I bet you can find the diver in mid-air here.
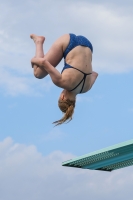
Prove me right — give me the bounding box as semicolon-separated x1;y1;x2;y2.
30;33;98;125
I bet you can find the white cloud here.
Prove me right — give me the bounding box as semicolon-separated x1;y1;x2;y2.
67;3;133;73
0;67;53;96
0;137;133;200
41;128;66;141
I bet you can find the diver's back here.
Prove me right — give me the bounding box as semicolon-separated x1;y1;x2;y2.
66;45;92;73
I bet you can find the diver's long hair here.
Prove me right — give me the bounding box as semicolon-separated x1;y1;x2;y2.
53;99;76;126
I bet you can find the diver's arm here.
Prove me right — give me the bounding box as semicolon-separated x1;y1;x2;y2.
32;64;48;79
31;58;65;87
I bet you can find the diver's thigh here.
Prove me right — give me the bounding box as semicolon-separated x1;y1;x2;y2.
45;34;70;67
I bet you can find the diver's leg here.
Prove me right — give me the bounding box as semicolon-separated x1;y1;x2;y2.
30;34;48;79
44;34;70;67
30;34;70;78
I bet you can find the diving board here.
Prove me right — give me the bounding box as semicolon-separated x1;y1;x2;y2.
62;139;133;172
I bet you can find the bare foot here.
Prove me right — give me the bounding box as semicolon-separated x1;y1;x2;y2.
30;34;45;44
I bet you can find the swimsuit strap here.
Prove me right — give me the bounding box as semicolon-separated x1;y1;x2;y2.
70;66;92;75
80;74;87;93
69;76;85;92
69;69;92;93
61;63;92;75
62;63;92;93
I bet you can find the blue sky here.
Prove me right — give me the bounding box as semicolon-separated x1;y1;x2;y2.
0;0;133;199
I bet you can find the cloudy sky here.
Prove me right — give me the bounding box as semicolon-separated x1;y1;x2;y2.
0;0;133;199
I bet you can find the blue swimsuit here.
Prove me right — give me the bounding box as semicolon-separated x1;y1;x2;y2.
61;33;93;93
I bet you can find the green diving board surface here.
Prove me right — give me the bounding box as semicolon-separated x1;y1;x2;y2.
62;139;133;172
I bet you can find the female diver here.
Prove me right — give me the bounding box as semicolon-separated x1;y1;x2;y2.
31;33;98;125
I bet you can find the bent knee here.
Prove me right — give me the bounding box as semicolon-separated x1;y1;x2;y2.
34;71;47;79
34;72;43;79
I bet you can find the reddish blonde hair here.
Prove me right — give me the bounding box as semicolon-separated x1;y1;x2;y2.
53;99;76;126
